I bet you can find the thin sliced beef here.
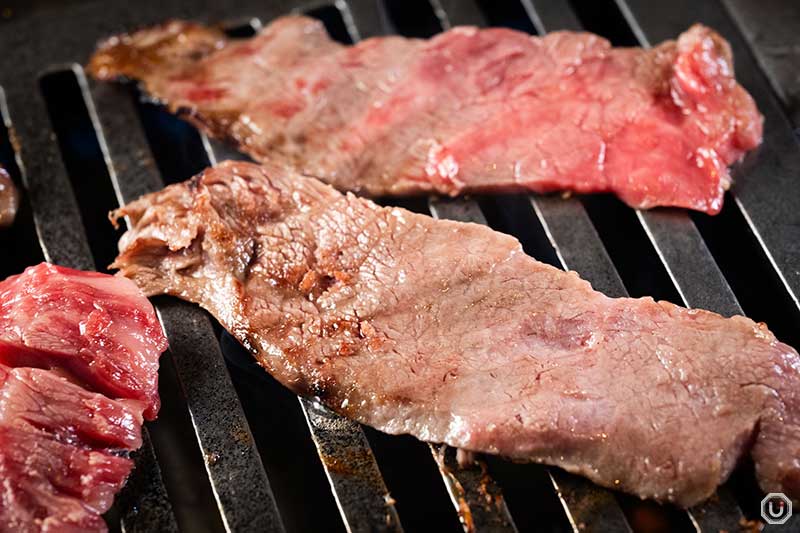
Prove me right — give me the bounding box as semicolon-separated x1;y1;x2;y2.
0;166;18;228
89;16;763;214
0;365;140;532
0;426;132;533
0;364;144;451
0;264;167;532
111;161;800;507
0;263;168;419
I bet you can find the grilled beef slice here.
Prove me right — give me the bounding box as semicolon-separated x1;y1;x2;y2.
0;166;18;228
111;161;800;507
88;16;763;214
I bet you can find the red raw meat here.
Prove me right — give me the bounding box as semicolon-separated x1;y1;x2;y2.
0;264;167;532
89;17;763;214
0;364;144;451
0;425;132;533
0;263;167;419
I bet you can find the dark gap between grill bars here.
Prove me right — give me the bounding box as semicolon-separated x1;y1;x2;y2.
220;332;347;533
484;457;573;533
475;0;537;33
39;68;226;533
362;426;463;533
306;4;354;44
478;194;562;268
0;91;44;278
39;69;121;273
567;0;639;47
381;0;443;37
580;196;683;303
691;194;800;347
134;91;212;184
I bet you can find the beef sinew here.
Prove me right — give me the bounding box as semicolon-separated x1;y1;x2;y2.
112;161;800;507
89;16;763;214
0;165;18;228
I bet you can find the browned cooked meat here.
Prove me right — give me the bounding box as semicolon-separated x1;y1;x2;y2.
111;161;800;507
88;16;763;215
0;166;18;228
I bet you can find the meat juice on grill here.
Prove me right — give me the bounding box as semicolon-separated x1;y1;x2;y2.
0;166;18;228
0;263;167;532
89;16;763;214
111;161;800;507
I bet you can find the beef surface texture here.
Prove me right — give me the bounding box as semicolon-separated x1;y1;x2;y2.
111;161;799;507
0;263;167;532
0;262;166;419
88;16;763;214
0;166;18;228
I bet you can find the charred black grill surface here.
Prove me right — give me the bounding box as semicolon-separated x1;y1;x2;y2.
0;1;798;532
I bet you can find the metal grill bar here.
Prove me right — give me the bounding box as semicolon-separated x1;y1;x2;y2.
115;429;179;533
0;75;178;533
87;79;284;533
301;399;403;532
1;77;93;269
431;445;517;533
615;0;800;315
722;0;800;128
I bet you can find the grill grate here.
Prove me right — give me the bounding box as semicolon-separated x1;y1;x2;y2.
1;0;798;531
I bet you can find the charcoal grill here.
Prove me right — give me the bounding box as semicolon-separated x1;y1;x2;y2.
1;0;799;531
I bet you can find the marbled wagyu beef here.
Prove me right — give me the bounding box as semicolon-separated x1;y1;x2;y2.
89;16;763;214
111;161;799;507
0;264;167;532
0;263;166;419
